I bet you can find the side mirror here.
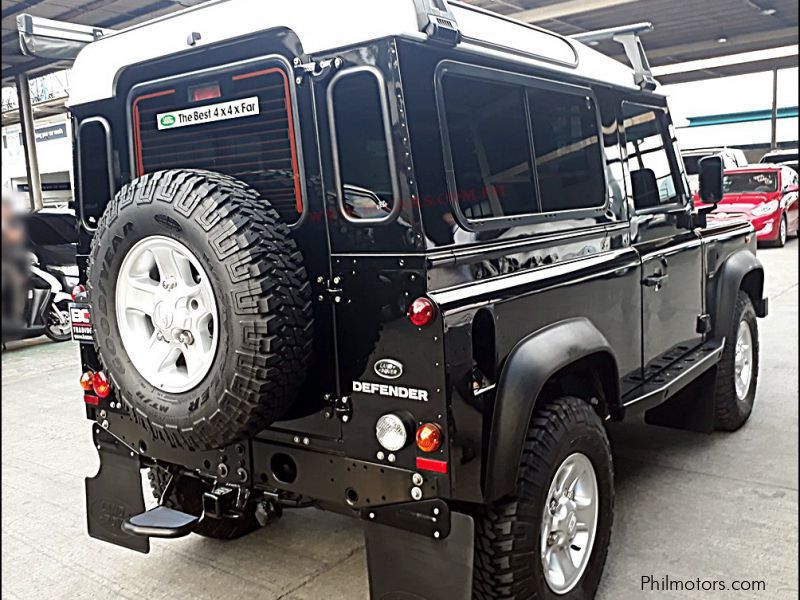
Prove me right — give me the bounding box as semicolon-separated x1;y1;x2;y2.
631;168;660;209
698;155;723;204
784;184;799;194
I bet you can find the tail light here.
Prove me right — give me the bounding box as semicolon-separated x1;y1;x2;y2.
92;372;111;398
71;284;87;301
376;413;411;452
79;371;95;391
416;423;443;453
408;297;436;327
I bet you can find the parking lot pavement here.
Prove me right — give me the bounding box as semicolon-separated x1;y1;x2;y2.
2;243;797;600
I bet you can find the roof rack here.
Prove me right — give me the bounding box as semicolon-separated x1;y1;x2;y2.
413;0;461;45
572;22;657;91
17;14;114;62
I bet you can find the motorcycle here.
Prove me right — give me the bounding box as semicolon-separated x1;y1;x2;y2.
2;209;78;344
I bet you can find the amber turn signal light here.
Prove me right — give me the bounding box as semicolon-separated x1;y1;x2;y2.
416;422;443;453
80;371;95;391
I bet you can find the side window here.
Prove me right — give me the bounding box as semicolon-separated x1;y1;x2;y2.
78;118;114;230
622;102;683;210
329;70;396;221
441;74;536;219
528;87;606;212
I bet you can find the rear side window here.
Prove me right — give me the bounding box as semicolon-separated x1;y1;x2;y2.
528;87;605;212
439;68;606;224
441;75;535;219
329;69;397;222
78;118;114;230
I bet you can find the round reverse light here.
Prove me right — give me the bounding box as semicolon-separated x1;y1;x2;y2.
416;423;443;453
408;297;435;327
376;413;410;452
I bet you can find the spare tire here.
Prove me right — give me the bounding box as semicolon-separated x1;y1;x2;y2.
89;169;312;449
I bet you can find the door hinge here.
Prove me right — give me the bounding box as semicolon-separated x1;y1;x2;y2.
323;394;352;423
313;275;344;304
292;56;342;83
696;314;712;334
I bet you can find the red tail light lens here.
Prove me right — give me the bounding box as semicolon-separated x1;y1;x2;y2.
416;423;443;453
93;372;111;398
408;297;436;327
71;284;87;301
80;371;95;391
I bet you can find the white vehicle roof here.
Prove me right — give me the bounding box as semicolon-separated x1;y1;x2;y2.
67;0;642;107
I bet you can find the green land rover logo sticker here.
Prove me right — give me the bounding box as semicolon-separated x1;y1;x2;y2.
155;97;260;131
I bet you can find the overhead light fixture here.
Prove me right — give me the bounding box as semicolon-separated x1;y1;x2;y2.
760;8;776;15
717;36;728;43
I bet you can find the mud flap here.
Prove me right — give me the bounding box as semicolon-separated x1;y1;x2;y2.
85;427;150;553
365;512;474;600
645;366;717;433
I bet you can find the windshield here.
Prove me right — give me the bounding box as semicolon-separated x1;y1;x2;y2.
723;172;778;194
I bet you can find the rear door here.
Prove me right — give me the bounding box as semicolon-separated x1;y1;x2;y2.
622;102;705;377
128;54;342;441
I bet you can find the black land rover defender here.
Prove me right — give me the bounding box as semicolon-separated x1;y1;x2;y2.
68;2;767;598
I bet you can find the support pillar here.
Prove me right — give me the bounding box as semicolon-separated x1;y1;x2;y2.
770;67;778;151
15;73;43;212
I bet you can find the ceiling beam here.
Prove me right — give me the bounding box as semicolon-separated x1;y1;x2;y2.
510;0;640;23
652;45;798;76
642;26;800;62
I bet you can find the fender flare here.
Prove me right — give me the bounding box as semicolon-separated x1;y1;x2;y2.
712;250;766;339
483;317;619;502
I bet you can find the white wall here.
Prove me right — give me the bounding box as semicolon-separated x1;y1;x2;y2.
663;67;799;151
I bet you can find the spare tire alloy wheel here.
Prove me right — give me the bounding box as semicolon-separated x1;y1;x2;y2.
116;236;218;393
89;169;312;450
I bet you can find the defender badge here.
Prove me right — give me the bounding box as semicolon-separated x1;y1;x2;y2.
374;358;403;380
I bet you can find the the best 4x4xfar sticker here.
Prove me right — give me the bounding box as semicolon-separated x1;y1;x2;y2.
156;96;260;130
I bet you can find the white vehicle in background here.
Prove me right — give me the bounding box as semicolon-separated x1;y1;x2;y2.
683;147;748;194
760;148;799;174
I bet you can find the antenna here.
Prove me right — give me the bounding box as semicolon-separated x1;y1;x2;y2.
572;22;657;91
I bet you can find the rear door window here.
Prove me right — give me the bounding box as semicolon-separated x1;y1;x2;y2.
329;69;397;222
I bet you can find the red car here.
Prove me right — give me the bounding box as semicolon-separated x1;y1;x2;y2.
707;165;799;247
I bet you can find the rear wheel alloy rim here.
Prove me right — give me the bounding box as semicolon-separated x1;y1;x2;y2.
116;236;218;393
541;452;599;595
734;320;753;401
48;304;70;336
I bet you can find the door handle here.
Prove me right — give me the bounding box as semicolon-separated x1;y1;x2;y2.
643;272;669;287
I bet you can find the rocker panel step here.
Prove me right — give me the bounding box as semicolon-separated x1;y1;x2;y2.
622;338;725;416
122;506;200;539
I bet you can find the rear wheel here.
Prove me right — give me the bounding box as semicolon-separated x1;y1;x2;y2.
776;214;788;247
713;291;759;431
44;300;71;342
473;396;614;599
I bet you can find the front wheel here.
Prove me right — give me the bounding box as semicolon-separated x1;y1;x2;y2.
44;300;71;342
713;291;759;431
776;214;788;248
473;396;614;599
